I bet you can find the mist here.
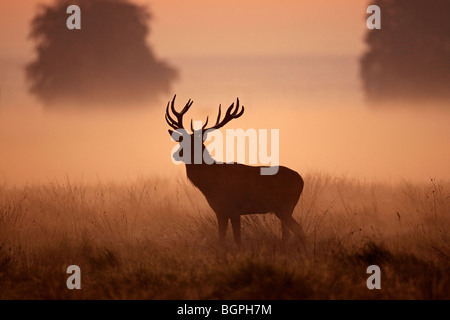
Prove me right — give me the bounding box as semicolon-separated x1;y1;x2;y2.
0;1;449;185
1;54;450;186
1;1;450;301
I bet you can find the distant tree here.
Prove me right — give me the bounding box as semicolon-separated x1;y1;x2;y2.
26;0;178;107
361;0;450;103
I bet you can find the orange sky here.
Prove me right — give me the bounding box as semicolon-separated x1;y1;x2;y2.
1;100;450;185
1;0;449;186
0;0;367;58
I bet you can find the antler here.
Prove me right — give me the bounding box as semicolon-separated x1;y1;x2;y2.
165;95;193;131
204;98;245;131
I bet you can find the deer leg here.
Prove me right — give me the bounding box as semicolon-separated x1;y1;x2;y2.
230;215;241;246
216;214;228;244
277;208;306;244
285;216;306;243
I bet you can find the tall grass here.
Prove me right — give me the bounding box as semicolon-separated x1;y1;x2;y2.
0;174;449;299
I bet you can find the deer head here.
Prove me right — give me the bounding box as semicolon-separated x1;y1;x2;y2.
165;95;244;164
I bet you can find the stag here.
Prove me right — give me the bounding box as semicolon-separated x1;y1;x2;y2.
165;95;305;245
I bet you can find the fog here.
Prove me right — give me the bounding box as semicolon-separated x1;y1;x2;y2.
1;54;449;185
0;0;449;185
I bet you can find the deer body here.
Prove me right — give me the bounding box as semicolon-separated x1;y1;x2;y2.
166;96;305;245
186;162;303;215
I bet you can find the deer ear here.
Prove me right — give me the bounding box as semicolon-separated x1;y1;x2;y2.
168;129;174;136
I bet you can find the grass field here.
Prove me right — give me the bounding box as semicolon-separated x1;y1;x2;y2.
0;174;449;299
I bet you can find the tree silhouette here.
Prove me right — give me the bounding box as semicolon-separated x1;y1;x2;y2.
361;0;450;103
26;0;178;107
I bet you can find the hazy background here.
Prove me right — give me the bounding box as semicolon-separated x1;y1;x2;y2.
1;0;449;185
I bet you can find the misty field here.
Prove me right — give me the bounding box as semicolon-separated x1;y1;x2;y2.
0;174;449;299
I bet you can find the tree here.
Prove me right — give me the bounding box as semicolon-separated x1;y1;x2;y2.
361;0;450;103
26;0;178;107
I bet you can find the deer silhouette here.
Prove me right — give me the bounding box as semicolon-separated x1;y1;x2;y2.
166;95;305;245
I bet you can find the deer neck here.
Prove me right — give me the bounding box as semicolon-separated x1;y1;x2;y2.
185;147;216;187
